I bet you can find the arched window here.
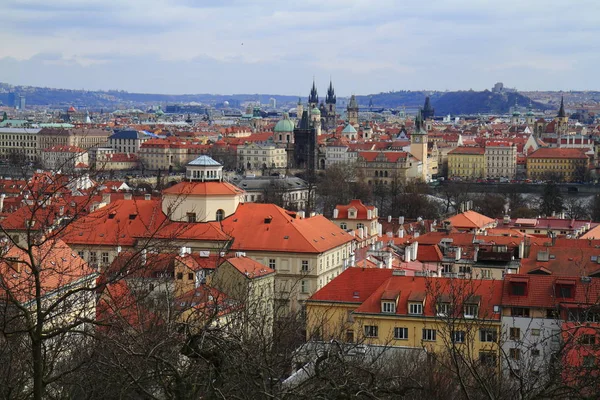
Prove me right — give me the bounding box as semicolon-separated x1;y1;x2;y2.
384;171;388;177
375;171;379;177
216;209;225;221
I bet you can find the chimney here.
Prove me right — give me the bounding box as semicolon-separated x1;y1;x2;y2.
399;216;405;225
367;209;372;220
411;241;419;261
333;208;339;219
179;247;186;257
124;193;132;200
388;215;392;223
518;241;525;259
404;246;412;262
358;227;364;239
399;229;404;238
102;193;111;204
0;194;5;212
144;193;151;200
455;247;462;261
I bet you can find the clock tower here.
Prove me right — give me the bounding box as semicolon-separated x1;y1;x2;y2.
410;110;429;181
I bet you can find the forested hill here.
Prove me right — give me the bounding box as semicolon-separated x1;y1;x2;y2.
1;81;551;115
358;90;551;115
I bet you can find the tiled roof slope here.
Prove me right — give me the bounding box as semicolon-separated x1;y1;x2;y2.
334;199;375;220
444;210;496;230
163;181;244;196
221;203;354;253
502;274;600;308
309;268;393;303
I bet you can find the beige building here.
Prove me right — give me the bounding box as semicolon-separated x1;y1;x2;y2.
38;127;111;151
162;155;245;222
448;146;486;179
485;141;517;179
237;142;287;170
0;127;40;162
220;203;355;314
41;145;88;171
138;138;188;171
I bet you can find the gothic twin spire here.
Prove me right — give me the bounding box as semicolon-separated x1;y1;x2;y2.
308;79;336;105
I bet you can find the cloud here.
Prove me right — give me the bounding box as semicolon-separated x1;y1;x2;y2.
1;0;600;93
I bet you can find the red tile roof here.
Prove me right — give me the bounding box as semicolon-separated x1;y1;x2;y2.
448;146;485;155
309;267;393;303
334;199;376;220
163;181;244;196
226;256;274;279
443;210;496;230
221;203;354;253
528;148;588;159
501;274;600;309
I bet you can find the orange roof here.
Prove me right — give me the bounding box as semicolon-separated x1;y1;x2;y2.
358;151;408;163
334;199;376;220
221;203;354;253
0;239;95;303
226;256;274;279
527;148;588;159
444;210;496;230
163;181;244;196
448;146;485;155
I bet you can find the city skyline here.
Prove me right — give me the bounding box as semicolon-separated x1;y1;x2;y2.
2;0;599;95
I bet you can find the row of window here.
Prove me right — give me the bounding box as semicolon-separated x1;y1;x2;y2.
363;326;497;342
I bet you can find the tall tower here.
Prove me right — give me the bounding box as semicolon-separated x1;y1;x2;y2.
555;96;569;136
510;100;520;126
308;80;319;110
410;110;429;182
422;96;435;120
347;95;359;127
296;97;303;121
325;80;337;131
525;102;535;128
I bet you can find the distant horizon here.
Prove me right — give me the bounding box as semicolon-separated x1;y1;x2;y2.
1;80;592;99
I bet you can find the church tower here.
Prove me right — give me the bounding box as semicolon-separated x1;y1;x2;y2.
410;110;429;182
296;97;303;121
308;80;319;110
555;96;569;136
422;96;435;120
347;95;359;127
525;102;535;128
325;80;337;131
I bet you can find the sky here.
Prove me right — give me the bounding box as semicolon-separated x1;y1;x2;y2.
1;0;599;95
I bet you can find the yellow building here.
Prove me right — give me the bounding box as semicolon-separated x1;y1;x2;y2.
237;142;287;170
307;269;503;364
448;146;486;179
526;148;588;182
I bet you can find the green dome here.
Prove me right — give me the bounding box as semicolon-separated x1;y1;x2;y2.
311;107;321;115
342;123;357;134
274;113;294;132
512;110;521;117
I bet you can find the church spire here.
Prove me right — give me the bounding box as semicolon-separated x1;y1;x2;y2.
309;79;319;105
557;96;566;118
326;79;336;104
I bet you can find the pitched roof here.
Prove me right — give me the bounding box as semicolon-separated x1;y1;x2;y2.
221;203;354;253
501;274;600;308
527;148;588;159
309;267;393;303
448;146;485;155
226;256;274;279
162;181;244;196
334;199;376;220
443;210;496;230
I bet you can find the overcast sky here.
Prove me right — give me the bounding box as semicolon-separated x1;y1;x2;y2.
1;0;599;95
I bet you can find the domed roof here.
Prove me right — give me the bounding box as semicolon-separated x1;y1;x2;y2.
512;110;521;117
311;107;321;115
274;113;294;132
342;123;357;134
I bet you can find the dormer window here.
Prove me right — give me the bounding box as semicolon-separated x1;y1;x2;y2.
348;208;356;219
555;279;575;299
381;290;399;314
437;302;451;317
510;278;528;296
409;303;423;315
464;304;479;319
382;301;396;314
